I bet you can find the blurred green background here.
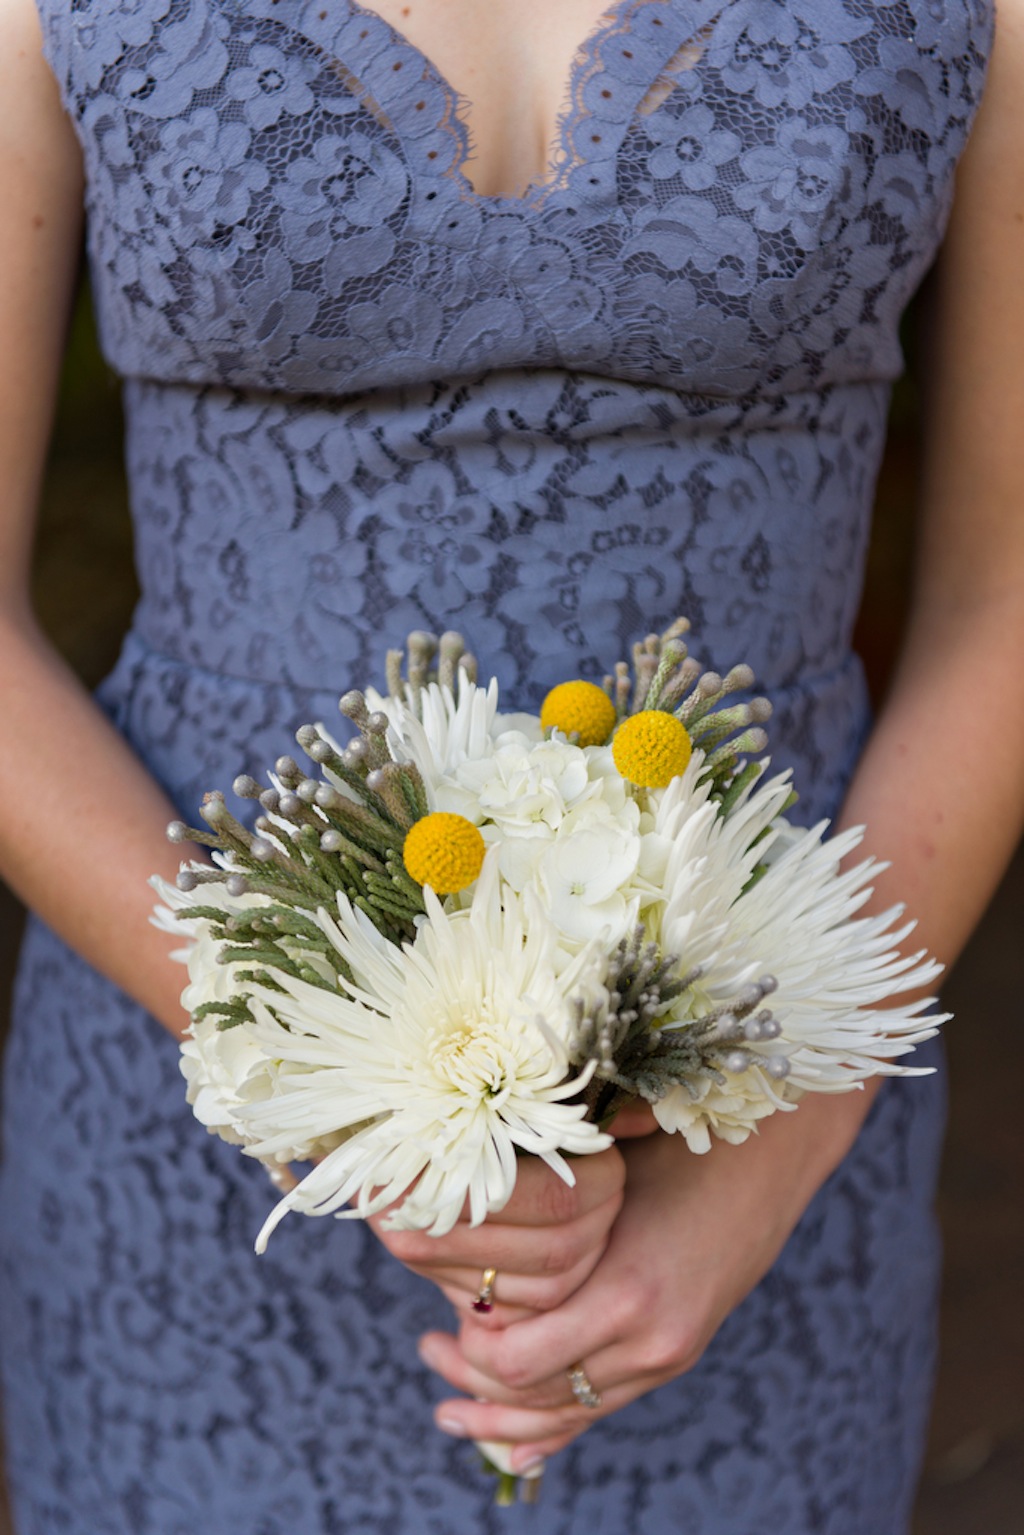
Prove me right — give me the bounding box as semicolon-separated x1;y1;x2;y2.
0;281;1020;1534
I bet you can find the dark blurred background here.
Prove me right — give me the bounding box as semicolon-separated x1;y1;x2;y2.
0;284;1020;1533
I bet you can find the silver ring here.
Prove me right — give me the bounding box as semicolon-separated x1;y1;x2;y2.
471;1266;497;1314
567;1362;602;1409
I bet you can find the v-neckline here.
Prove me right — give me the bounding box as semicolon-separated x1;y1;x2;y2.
340;0;719;210
346;0;645;203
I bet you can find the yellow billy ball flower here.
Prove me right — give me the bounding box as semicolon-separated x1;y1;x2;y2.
612;710;693;788
403;812;486;894
539;680;617;747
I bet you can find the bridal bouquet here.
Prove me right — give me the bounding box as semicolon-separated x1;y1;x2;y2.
153;621;943;1261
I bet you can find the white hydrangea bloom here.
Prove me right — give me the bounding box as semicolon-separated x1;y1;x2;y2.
363;676;647;949
534;801;641;946
652;1074;778;1155
451;731;595;830
178;1013;277;1149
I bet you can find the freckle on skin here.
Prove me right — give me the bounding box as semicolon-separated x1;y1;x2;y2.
32;215;45;230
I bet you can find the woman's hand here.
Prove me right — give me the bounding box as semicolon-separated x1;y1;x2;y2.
368;1103;657;1321
370;1145;627;1324
413;1087;874;1470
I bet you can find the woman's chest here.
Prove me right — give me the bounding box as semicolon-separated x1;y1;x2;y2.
355;0;621;199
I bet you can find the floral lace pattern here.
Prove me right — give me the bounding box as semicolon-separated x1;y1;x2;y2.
2;0;991;1530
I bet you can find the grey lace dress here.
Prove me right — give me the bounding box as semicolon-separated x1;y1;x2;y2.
0;0;992;1530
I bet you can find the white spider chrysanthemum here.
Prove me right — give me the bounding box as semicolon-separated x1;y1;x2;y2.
358;678;542;804
150;870;268;1016
637;760;946;1150
151;873;325;1157
241;852;613;1251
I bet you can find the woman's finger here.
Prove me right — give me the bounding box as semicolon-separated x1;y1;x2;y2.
423;1243;610;1328
425;1242;614;1323
470;1145;626;1227
373;1188;622;1285
428;1315;674;1414
608;1101;660;1137
418;1330;573;1409
454;1264;640;1390
424;1330;671;1462
430;1381;643;1452
434;1288;539;1327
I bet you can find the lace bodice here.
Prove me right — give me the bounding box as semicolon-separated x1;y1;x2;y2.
42;0;987;396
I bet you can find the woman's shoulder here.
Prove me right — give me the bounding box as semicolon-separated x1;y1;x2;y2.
955;0;1024;184
0;0;82;204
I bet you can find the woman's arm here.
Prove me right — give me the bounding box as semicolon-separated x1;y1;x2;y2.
388;0;1024;1465
0;0;195;1038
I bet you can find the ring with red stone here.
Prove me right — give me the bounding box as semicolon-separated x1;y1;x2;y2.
471;1267;498;1314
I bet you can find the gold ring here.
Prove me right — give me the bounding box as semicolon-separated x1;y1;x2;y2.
567;1362;602;1409
471;1266;498;1314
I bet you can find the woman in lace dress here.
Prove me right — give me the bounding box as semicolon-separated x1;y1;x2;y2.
1;0;1023;1531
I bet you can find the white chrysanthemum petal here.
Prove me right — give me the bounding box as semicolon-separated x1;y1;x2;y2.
356;677;535;804
239;851;612;1247
638;756;944;1148
653;1075;781;1151
151;873;316;1156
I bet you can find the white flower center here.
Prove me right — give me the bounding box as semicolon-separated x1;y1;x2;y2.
428;1016;518;1102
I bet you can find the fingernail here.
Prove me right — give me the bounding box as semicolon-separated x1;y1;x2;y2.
516;1453;546;1475
417;1338;437;1367
437;1416;468;1437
